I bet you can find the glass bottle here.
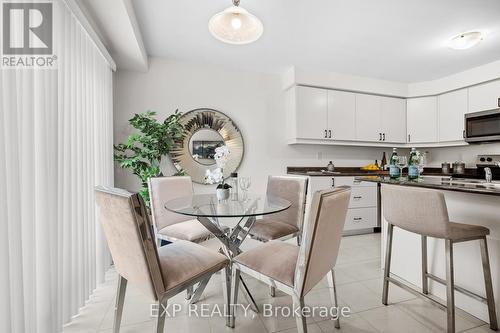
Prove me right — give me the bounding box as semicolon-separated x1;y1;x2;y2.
381;152;387;170
408;148;419;180
389;148;400;179
229;172;239;200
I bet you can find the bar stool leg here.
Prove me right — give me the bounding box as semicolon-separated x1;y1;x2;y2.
421;236;429;294
479;236;498;331
382;223;394;305
445;239;455;333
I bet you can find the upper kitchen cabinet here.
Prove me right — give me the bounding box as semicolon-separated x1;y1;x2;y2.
380;97;406;143
328;90;356;141
438;89;468;142
356;94;406;143
407;97;438;143
468;80;500;113
294;86;328;139
355;94;382;142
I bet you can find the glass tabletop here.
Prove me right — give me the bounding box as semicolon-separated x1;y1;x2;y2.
164;193;291;218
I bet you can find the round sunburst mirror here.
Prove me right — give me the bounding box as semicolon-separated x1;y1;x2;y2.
169;109;244;184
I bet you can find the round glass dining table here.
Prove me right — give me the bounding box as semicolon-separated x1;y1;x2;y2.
164;193;291;312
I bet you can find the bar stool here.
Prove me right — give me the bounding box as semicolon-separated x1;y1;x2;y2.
381;185;498;333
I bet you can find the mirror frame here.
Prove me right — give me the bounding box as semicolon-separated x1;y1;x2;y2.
169;108;244;184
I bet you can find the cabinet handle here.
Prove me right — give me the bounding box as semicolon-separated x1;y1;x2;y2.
324;130;328;138
383;133;386;141
353;196;362;199
353;217;363;222
331;178;335;187
408;134;411;142
379;133;382;141
353;180;361;184
498;98;500;108
328;130;332;139
463;130;466;139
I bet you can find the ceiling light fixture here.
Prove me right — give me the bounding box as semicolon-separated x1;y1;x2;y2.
208;0;263;45
448;31;483;50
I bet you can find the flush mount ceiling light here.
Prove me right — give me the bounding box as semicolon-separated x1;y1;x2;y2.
448;31;483;50
208;0;263;45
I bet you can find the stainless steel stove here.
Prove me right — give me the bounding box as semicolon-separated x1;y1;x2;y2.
476;154;500;181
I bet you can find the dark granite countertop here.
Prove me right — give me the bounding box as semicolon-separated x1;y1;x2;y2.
356;175;500;197
287;166;479;178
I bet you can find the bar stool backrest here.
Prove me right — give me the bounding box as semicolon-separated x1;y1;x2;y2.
381;185;450;238
149;176;194;231
266;175;308;230
95;186;165;300
295;186;351;296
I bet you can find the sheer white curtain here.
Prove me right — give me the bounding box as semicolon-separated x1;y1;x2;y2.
0;1;114;332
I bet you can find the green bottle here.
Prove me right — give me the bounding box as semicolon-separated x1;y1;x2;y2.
408;148;419;180
389;148;399;179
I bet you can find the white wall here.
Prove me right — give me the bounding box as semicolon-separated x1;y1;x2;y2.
114;57;393;194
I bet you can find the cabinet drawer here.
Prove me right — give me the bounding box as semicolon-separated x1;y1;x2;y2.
349;187;377;208
334;176;376;188
344;207;377;231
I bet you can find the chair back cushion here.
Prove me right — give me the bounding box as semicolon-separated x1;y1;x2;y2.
266;176;308;229
295;186;351;296
149;176;194;231
95;187;165;300
381;185;449;238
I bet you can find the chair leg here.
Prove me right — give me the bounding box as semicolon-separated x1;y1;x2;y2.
292;294;307;333
186;286;193;300
190;277;211;304
270;286;276;297
479;237;498;331
422;235;429;294
221;266;232;327
230;268;241;328
113;275;127;333
327;269;340;329
382;223;394;305
445;239;455;333
155;297;168;333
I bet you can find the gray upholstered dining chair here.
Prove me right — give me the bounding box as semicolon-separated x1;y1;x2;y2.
381;185;498;333
249;175;308;244
95;187;230;333
149;176;213;244
231;186;351;332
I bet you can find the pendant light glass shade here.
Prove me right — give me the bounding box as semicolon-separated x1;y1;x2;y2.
208;2;263;45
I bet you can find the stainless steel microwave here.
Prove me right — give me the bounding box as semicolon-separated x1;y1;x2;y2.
465;108;500;143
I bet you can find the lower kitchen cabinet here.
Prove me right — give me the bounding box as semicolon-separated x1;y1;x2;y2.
306;176;378;234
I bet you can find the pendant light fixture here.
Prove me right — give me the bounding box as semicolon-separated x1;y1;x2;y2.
208;0;264;45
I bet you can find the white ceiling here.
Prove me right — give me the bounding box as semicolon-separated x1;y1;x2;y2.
131;0;500;82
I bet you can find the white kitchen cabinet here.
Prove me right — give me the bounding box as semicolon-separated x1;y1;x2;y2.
328;90;356;141
439;89;468;142
407;97;438;143
356;94;382;142
295;86;328;139
468;80;500;113
356;94;406;143
381;97;407;143
306;176;378;234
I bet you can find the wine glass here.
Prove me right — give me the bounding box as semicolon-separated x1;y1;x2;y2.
417;154;425;179
239;177;251;200
397;156;408;179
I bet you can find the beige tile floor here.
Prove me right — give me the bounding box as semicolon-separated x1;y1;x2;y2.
62;233;489;333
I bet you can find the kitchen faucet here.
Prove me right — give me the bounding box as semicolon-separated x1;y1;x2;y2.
484;161;500;183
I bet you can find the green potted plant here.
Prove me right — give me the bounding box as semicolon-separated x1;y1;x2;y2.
114;110;184;205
